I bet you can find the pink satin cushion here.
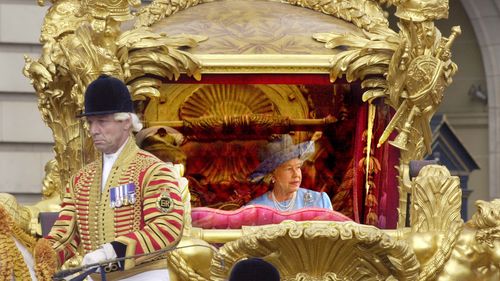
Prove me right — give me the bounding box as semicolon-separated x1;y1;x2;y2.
191;205;352;229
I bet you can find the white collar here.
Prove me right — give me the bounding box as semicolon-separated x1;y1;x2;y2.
102;139;128;191
103;139;128;161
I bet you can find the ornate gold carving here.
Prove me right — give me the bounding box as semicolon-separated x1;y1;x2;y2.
149;116;337;141
314;0;461;226
314;8;460;156
394;0;449;22
139;0;389;33
407;165;500;280
408;165;463;280
180;84;275;118
117;28;205;101
135;0;208;28
375;0;449;22
283;0;388;32
211;221;419;280
150;84;309;122
450;199;500;280
24;0;204;193
380;25;461;155
25;0;94;190
167;238;214;281
80;0;139;23
0;194;33;234
195;54;332;73
148;0;368;56
181;114;286;134
313;26;398;92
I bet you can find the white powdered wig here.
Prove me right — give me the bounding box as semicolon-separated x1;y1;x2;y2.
114;112;143;132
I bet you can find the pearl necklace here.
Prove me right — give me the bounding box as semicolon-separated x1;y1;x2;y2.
271;191;297;212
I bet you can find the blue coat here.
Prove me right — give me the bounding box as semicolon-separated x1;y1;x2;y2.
247;188;332;211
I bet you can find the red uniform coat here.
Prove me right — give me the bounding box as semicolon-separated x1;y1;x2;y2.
46;138;184;274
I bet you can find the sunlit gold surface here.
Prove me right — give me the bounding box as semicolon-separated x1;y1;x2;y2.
211;220;419;280
447;199;500;280
408;165;463;280
194;54;333;73
1;0;495;280
407;166;500;280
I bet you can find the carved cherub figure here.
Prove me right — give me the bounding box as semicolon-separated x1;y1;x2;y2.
436;199;500;281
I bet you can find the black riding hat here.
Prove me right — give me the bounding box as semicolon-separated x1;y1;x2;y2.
228;258;280;281
78;74;134;117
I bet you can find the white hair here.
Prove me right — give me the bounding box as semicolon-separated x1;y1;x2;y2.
114;112;143;132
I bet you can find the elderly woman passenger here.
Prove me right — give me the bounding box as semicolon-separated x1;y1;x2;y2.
247;134;332;211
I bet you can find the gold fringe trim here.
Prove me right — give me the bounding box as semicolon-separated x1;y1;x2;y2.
0;205;33;280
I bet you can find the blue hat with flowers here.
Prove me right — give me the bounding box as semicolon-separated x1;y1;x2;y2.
248;134;316;183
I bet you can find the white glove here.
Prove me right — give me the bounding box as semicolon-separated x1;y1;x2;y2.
82;243;117;267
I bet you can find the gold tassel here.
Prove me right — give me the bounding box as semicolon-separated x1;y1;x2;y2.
365;192;378;207
366;209;379;225
365;186;379;226
34;238;58;281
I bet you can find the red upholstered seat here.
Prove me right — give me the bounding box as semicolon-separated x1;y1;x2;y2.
191;205;352;229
